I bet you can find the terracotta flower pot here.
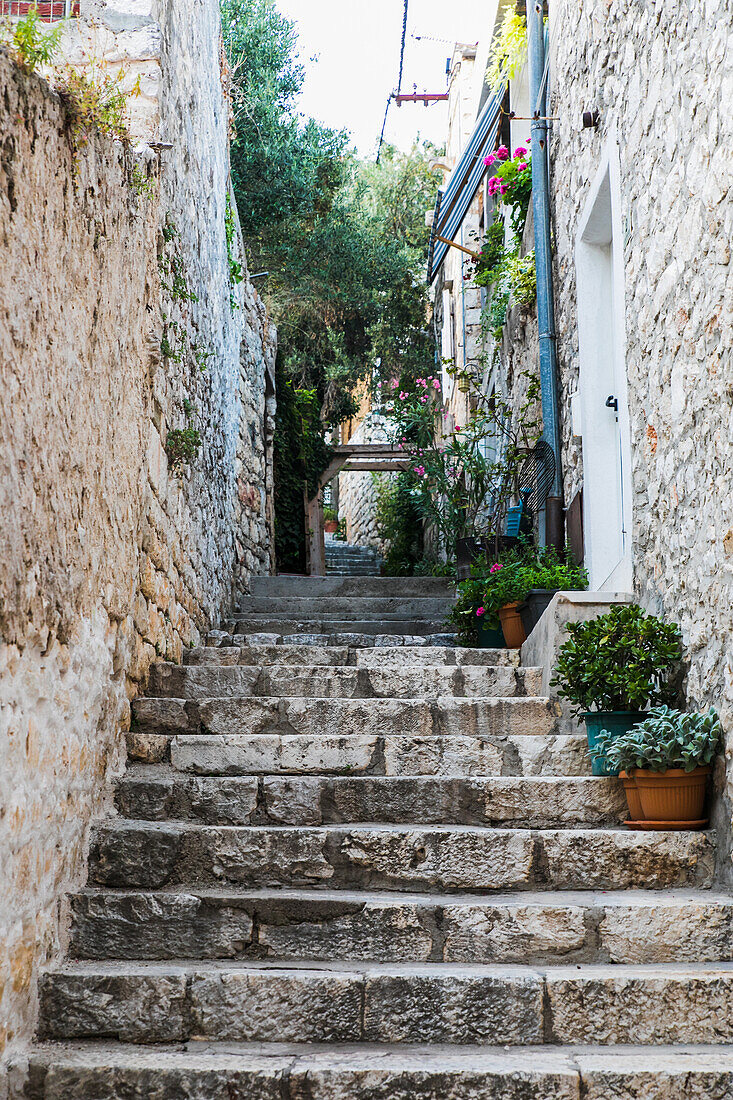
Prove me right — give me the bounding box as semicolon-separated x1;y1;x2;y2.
498;602;527;648
324;520;338;534
633;766;711;822
619;770;644;821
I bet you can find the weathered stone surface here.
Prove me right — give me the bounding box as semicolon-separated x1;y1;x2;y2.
171;733;380;776
598;895;733;963
577;1052;733;1100
538;829;716;890
356;647;517;667
115;772;259;823
547;966;733;1044
131;697;195;734
189;967;362;1042
260;776;625;827
39;968;186;1042
442;902;589;963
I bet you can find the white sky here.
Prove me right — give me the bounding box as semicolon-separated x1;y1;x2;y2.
277;0;490;156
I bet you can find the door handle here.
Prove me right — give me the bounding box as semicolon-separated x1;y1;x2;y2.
605;395;618;412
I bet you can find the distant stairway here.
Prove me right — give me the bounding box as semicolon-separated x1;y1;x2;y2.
325;537;382;576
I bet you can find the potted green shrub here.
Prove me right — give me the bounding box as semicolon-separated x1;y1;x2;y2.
444;571;506;648
551;605;683;776
591;707;722;826
518;550;588;636
323;507;339;535
479;550;588;649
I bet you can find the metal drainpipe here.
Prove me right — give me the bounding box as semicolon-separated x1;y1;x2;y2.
528;2;564;548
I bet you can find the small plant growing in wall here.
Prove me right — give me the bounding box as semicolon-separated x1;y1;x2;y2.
166;401;202;473
161;321;184;363
130;162;156;201
57;65;139;148
225;193;244;312
0;3;64;73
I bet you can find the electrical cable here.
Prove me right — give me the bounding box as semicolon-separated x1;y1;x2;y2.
376;0;409;163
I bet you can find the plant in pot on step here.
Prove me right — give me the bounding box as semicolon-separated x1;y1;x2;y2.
550;605;683;776
323;506;339;535
590;706;722;828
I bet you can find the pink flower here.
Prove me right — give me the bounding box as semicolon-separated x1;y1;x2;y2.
401;436;406;442
399;391;408;400
499;184;508;195
420;396;427;404
413;465;425;477
496;145;509;161
483;154;496;166
487;177;499;196
390;379;398;389
433;379;441;390
455;425;462;432
489;562;503;573
476;606;485;616
517;162;528;173
376;380;382;388
514;146;527;157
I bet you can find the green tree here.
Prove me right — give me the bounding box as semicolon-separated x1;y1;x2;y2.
222;0;440;569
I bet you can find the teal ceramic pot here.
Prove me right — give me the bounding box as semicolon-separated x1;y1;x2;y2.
477;618;506;649
583;711;646;776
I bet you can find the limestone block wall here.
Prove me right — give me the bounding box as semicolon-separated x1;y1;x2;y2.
0;2;274;1064
338;414;391;550
492;1;733;863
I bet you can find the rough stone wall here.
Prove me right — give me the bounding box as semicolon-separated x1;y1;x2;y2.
338;414;391;550
494;1;733;863
0;5;274;1064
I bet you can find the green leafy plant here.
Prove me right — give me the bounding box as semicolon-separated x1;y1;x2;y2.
130;163;155;200
160;328;183;363
57;65;135;146
590;707;723;773
507;250;536;306
551;605;684;717
158;252;198;303
323;506;338;523
486;147;533;237
165;424;201;471
485;10;527;92
225;193;245;311
1;3;64;73
162;214;179;243
373;471;425;576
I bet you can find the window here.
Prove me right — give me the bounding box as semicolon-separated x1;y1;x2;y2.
1;2;79;17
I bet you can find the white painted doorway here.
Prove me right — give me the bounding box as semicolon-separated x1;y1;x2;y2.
575;138;633;592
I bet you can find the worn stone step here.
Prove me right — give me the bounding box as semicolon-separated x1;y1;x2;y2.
206;632;458;649
249;576;455;597
15;1042;733;1100
88;821;715;892
223;618;450;636
127;731;592;776
38;960;733;1046
114;772;624;827
147;663;542;700
68;887;733;965
184;644;511;667
236;597;456;619
131;695;561;739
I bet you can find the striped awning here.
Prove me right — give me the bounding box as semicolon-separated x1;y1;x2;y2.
427;83;505;285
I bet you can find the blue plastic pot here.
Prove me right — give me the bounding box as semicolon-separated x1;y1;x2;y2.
583;711;646;776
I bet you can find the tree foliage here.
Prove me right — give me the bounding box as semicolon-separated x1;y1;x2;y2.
222;0;439;569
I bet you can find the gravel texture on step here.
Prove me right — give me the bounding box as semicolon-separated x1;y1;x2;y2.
13;1043;733;1100
68;887;733;965
114;772;626;827
88;821;716;892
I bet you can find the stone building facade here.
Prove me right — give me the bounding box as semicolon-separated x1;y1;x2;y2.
0;0;275;1067
432;0;733;865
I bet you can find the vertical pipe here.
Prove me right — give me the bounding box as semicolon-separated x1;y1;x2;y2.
528;2;564;533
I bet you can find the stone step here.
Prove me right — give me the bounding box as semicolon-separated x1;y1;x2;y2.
114;772;625;827
207;631;459;648
235;597;456;619
131;695;560;739
185;644;510;667
68;886;733;965
147;663;542;700
249;575;455;597
127;730;591;776
223;618;450;636
88;821;715;892
15;1042;733;1100
38;960;733;1046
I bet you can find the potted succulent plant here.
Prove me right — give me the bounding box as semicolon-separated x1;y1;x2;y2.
323;507;339;534
551;605;683;776
591;707;722;827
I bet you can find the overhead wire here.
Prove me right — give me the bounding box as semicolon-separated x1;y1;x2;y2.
376;0;409;163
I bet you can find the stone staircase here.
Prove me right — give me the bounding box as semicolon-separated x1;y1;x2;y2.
325;537;382;576
12;576;733;1097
